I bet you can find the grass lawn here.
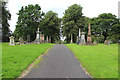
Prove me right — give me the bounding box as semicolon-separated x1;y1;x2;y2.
66;44;118;78
2;43;53;78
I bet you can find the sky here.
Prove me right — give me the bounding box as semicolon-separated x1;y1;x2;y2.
7;0;119;32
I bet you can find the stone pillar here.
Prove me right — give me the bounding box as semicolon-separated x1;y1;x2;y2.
87;23;92;44
9;36;15;45
46;36;49;43
70;34;73;43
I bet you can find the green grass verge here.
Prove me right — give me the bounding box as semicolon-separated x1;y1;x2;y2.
66;44;118;78
2;43;53;78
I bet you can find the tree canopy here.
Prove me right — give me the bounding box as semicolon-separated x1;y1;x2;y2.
2;1;11;42
14;4;44;41
84;13;120;43
39;11;61;42
62;4;86;43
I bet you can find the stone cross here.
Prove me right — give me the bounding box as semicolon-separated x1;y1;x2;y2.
19;37;24;45
9;36;15;45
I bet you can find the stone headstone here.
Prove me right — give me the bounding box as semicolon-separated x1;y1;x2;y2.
19;37;24;45
49;36;51;43
9;36;15;45
80;32;86;44
46;36;49;43
77;28;81;44
34;28;41;44
104;40;111;45
27;35;31;44
70;34;73;43
42;34;44;43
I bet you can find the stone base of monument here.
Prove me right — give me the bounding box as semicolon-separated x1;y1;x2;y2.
9;43;15;45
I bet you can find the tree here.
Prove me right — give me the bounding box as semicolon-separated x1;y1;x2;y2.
14;4;44;41
84;13;120;43
39;11;61;43
62;4;85;43
2;1;11;42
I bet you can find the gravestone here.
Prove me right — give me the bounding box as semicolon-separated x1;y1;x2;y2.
77;28;81;44
27;35;31;44
87;23;92;45
49;36;51;43
42;34;44;43
104;40;111;45
34;28;41;44
9;36;15;45
46;36;49;43
19;37;24;45
80;32;86;44
70;34;73;43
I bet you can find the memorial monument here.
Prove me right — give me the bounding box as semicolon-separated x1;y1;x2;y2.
9;36;15;45
87;23;92;45
34;28;41;44
19;37;24;45
80;32;86;44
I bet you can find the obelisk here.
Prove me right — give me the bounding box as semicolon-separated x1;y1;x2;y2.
87;23;92;44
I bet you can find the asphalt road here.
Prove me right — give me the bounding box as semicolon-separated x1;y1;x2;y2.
24;44;91;78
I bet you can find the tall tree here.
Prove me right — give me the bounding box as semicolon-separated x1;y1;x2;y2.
39;11;61;43
2;1;11;42
14;4;44;41
62;4;85;43
84;13;120;43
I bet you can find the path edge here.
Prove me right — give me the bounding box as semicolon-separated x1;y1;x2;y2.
65;44;93;79
18;44;54;78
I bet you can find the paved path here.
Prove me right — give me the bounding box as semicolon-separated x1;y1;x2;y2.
24;44;91;78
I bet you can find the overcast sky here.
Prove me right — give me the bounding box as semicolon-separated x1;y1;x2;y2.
7;0;119;32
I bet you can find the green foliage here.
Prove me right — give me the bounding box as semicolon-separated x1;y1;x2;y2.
62;4;86;43
2;43;53;78
2;1;11;42
39;11;61;42
66;44;118;78
84;13;119;43
14;4;44;41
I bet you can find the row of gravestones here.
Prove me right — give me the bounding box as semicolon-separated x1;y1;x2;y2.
76;23;112;45
9;28;51;45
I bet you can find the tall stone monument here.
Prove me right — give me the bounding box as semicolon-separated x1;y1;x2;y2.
19;37;24;45
77;28;81;44
9;36;15;45
87;23;92;45
70;34;73;43
81;32;86;44
34;28;41;44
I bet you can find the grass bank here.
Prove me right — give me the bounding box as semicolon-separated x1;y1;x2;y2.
2;43;53;78
66;44;118;78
